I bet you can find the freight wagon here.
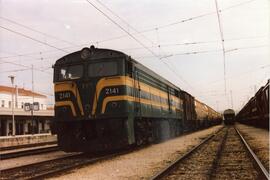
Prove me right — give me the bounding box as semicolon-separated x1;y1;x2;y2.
236;80;269;129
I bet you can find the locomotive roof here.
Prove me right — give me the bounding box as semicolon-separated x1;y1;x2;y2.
55;46;180;91
55;46;127;65
223;109;235;115
129;57;180;91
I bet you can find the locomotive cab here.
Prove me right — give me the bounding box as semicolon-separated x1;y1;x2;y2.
53;46;127;121
53;46;134;152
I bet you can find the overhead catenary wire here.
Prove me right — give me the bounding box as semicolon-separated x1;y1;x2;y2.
135;44;269;59
85;0;194;91
0;48;62;64
110;0;257;36
0;35;267;60
85;0;158;58
0;16;77;46
0;59;52;75
4;43;266;75
94;0;155;45
0;0;262;61
0;54;59;74
1;43;267;70
0;54;62;65
94;0;172;59
91;0;261;48
1;0;258;58
0;25;69;53
220;0;257;12
139;12;216;35
1;66;53;74
193;63;270;89
1;42;267;77
0;42;269;72
0;68;30;74
1;0;263;96
1;0;258;93
119;35;269;51
94;0;172;61
0;49;44;62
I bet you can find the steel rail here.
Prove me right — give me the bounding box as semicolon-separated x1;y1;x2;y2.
0;141;57;151
28;152;124;180
0;145;59;160
1;153;84;180
1;147;138;180
150;126;225;180
0;153;82;173
235;127;269;180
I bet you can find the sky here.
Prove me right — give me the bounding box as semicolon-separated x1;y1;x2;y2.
0;0;269;112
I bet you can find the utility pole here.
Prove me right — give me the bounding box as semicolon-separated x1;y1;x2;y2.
214;0;227;96
31;65;35;134
8;75;15;136
230;90;233;109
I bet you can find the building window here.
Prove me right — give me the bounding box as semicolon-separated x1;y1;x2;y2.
42;122;45;131
28;123;31;134
1;100;5;107
8;101;11;108
41;104;43;110
21;102;24;109
8;123;12;135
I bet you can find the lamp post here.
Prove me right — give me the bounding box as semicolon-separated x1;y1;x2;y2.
8;75;15;136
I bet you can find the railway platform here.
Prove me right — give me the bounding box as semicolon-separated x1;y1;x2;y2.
0;133;56;149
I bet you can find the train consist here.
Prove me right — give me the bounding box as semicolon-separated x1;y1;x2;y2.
52;46;221;152
223;109;235;125
236;80;269;129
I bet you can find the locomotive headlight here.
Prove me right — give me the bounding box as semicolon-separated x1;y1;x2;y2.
111;102;118;108
80;48;91;60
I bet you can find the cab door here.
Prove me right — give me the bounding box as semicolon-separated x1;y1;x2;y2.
133;67;142;117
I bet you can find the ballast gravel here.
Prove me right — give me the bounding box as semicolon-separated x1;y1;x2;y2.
0;151;77;170
236;123;269;171
50;125;223;180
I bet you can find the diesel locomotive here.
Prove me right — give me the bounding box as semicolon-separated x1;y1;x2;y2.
236;80;269;129
53;46;221;152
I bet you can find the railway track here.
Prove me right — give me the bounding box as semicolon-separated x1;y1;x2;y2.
0;148;135;180
0;145;59;160
151;126;269;180
0;141;57;151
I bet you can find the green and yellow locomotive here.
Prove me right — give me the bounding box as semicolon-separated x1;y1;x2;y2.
53;46;221;152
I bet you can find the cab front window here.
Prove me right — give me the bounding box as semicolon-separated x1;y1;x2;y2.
57;65;83;81
88;61;118;77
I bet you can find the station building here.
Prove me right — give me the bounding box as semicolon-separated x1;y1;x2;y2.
0;85;54;136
